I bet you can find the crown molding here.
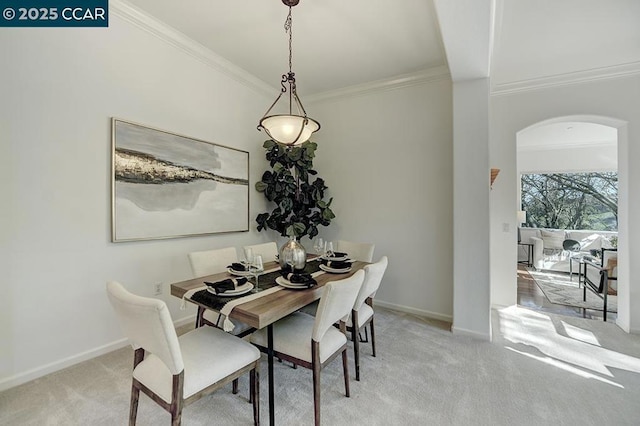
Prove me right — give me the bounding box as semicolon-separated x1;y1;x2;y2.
111;0;274;97
491;61;640;96
306;65;451;104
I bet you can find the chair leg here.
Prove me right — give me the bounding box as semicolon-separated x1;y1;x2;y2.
312;341;321;426
341;348;350;397
128;382;140;426
250;366;260;426
370;318;376;357
232;378;239;394
195;307;204;328
170;372;184;426
351;311;361;381
359;326;369;343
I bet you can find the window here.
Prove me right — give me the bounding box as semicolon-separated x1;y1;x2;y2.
521;172;617;231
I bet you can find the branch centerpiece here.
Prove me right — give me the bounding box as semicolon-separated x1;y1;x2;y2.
255;140;335;269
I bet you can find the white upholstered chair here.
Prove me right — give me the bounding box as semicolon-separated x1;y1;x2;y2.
187;247;252;336
250;270;365;426
243;242;279;262
348;256;388;381
106;281;260;426
336;240;375;262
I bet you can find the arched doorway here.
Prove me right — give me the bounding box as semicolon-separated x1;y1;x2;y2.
512;115;629;330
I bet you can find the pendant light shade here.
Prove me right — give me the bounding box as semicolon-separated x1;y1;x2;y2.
258;0;320;146
260;114;320;146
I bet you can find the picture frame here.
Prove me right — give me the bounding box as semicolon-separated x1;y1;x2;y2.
111;118;249;242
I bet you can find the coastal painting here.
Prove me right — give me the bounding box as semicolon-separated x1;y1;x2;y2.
111;119;249;242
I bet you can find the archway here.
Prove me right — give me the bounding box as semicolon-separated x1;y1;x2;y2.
513;115;628;330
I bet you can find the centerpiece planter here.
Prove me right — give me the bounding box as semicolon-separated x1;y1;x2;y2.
279;237;307;271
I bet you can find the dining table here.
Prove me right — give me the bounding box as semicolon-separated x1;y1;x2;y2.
170;255;368;425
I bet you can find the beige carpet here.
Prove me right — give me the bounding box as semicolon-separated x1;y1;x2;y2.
2;306;640;425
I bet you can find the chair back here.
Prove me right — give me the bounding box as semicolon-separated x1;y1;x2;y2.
354;256;388;311
243;242;279;262
106;281;184;375
337;240;375;262
188;247;238;277
562;239;580;252
312;270;365;342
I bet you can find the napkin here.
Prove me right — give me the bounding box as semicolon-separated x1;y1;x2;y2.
204;277;248;295
320;259;352;269
284;272;317;287
228;262;247;272
331;251;348;258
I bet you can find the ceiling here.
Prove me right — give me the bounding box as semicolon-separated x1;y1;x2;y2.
123;0;446;95
124;0;640;96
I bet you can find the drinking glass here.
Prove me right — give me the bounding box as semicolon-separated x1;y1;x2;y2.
243;247;254;270
325;241;334;257
313;238;324;255
249;255;264;291
284;251;296;273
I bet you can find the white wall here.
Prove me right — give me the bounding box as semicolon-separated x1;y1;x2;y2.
0;14;275;389
490;75;640;332
309;78;454;321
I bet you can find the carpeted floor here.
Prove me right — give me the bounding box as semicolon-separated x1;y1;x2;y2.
528;268;617;313
2;306;640;425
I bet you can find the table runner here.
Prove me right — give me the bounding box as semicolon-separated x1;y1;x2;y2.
183;260;324;332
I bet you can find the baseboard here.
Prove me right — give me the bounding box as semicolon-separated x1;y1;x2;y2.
0;314;197;392
375;300;453;323
450;325;491;341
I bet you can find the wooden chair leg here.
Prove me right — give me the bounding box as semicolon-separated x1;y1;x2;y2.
359;326;369;343
341;348;350;397
312;341;321;426
170;372;184;426
232;378;239;394
370;318;376;357
195;307;204;328
351;311;361;381
128;382;140;426
250;366;260;426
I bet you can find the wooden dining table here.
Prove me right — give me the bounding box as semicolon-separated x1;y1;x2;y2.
170;257;368;425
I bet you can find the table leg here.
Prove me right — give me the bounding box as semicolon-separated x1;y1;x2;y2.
268;324;275;426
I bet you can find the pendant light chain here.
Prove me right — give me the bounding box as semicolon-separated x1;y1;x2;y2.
285;7;293;74
285;6;294;115
257;0;320;146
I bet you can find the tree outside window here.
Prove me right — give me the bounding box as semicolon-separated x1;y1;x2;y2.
521;172;618;231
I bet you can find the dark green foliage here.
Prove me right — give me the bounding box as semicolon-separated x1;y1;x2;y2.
255;140;335;239
521;172;618;231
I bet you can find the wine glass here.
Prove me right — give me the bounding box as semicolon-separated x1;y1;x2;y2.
283;251;296;273
313;238;324;256
243;247;254;271
249;255;264;291
325;241;334;258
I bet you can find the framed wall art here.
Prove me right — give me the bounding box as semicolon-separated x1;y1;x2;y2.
111;118;249;242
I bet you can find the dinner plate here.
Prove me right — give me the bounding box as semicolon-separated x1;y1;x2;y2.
319;264;351;274
275;276;313;289
321;254;349;262
228;268;252;276
206;282;254;296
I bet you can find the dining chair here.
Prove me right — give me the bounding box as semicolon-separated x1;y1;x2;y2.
106;281;260;426
243;241;279;262
187;247;253;336
249;270;365;426
348;256;388;381
336;240;375;262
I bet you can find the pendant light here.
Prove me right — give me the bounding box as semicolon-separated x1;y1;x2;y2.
258;0;320;146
